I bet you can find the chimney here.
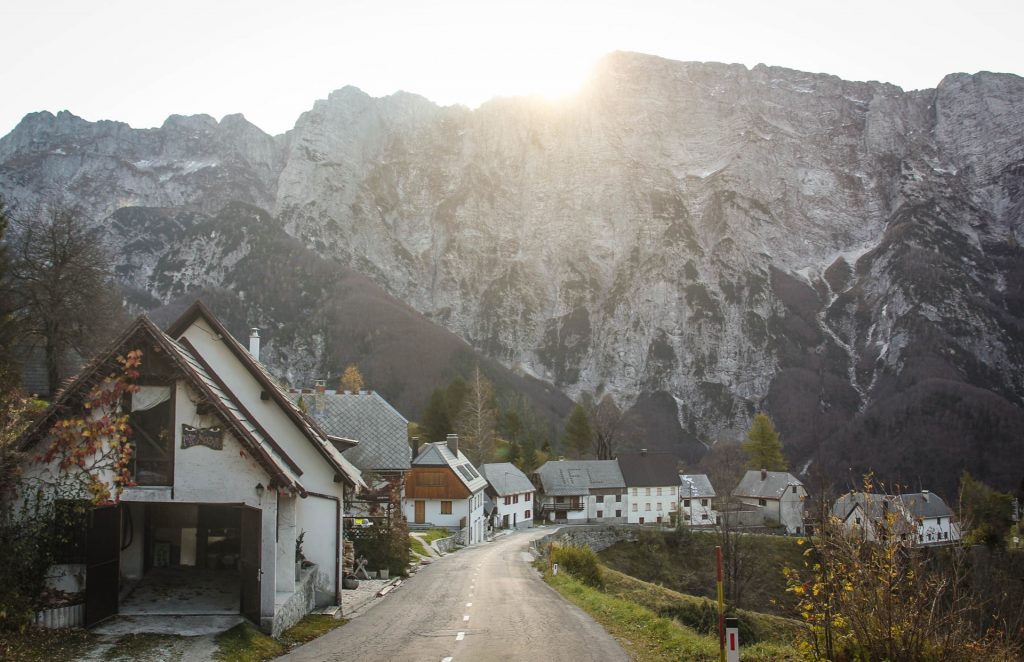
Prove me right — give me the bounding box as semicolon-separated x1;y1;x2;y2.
921;490;929;502
447;433;459;456
640;448;648;456
411;436;420;459
314;380;326;413
760;468;767;481
248;328;260;361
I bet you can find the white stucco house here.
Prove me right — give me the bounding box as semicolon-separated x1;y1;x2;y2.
832;491;961;546
16;302;364;635
679;474;718;526
617;450;680;525
733;470;807;534
533;460;626;523
404;435;487;546
480;462;535;530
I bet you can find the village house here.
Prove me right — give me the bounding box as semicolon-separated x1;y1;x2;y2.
480;462;535;530
403;435;487;545
679;474;718;526
832;491;961;546
15;302;364;636
733;469;807;534
617;450;679;525
533;460;626;523
293;386;411;520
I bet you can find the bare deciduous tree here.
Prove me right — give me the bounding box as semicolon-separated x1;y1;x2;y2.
456;365;497;465
10;204;123;394
582;392;623;460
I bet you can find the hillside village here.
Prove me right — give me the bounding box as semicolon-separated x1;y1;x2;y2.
6;302;1002;651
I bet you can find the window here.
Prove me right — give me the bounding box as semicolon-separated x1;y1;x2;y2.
513;494;519;504
671;486;677;496
639;517;645;524
792;486;798;494
596;495;604;503
504;496;511;505
758;499;767;507
631;503;637;512
645;487;651;496
130;387;173;486
631;488;637;496
556;496;565;504
656;487;662;496
683;499;691;507
615;510;621;518
669;502;676;510
525;510;531;519
701;499;709;506
615;494;621;502
645;503;651;511
525;492;532;501
441;501;452;514
597;510;604;519
855;517;862;525
701;513;709;520
656;503;663;511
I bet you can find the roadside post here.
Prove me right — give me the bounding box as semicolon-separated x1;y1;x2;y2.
716;545;725;662
552;562;558;576
725;617;739;662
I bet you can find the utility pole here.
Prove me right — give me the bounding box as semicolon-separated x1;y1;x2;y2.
716;545;725;662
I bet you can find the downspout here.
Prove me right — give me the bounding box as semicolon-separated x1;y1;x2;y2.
305;491;341;605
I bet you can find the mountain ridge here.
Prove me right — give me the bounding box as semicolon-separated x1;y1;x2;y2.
2;51;1023;495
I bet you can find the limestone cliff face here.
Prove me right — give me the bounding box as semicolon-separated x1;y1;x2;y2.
2;52;1023;492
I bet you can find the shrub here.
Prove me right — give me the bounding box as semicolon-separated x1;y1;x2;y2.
549;543;603;587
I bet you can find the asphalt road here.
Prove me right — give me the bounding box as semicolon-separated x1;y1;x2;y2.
280;528;629;662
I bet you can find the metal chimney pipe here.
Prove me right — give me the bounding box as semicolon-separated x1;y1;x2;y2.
249;328;260;361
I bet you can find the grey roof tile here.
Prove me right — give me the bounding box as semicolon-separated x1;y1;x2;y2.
293;391;411;472
679;474;716;498
480;463;534;496
534;460;625;496
733;470;803;499
617;451;679;487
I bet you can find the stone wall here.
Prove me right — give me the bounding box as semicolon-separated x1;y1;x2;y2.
530;524;642;554
433;533;461;554
271;563;318;637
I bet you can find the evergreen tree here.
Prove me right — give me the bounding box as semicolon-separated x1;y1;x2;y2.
742;412;786;470
506;440;521;466
421;388;451;442
520;439;539;473
562;404;593;459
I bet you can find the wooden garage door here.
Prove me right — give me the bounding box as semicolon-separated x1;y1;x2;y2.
85;505;121;626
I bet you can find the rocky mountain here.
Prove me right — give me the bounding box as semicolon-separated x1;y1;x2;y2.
2;51;1023;495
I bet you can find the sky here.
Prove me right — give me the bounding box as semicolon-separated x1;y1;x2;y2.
3;0;1022;137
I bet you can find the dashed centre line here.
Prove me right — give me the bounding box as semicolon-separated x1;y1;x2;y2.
466;602;472;607
463;614;470;621
456;631;466;641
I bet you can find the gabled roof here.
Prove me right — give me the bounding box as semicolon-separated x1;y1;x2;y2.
733;470;803;500
617;451;679;487
480;463;534;496
168;301;363;488
680;474;716;499
17;315;306;494
833;492;953;522
412;442;488;493
534;460;625;496
295;391;411;472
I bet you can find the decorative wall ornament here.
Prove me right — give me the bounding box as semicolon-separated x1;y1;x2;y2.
181;424;224;450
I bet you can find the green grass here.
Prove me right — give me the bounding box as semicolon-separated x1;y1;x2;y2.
422;528;452;544
279;615;348;648
0;627;96;662
214;622;285;662
599;528;805;616
601;566;805;645
409;535;429;557
542;570;800;661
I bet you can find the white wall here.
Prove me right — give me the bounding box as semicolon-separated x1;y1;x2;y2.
680;495;717;526
779;487;806;534
494;490;535;529
626;485;678;524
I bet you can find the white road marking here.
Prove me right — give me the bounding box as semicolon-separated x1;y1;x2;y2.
442;658;453;662
456;631;465;641
466;602;472;607
463;614;470;621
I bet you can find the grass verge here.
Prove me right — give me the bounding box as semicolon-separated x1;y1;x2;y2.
409;535;429;557
0;627;96;662
541;569;800;661
422;528;452;544
279;615;348;648
103;633;182;660
215;614;349;661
